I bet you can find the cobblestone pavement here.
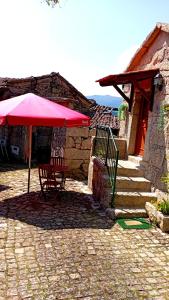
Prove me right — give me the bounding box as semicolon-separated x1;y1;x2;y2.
0;165;169;300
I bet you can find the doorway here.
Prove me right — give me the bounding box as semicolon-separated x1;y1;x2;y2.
135;96;149;156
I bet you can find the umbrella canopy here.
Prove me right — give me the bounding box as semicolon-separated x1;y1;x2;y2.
0;93;90;127
0;93;90;192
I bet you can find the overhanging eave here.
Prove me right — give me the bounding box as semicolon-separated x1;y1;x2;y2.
96;68;159;112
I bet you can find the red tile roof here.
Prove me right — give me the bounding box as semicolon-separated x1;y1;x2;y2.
90;105;119;129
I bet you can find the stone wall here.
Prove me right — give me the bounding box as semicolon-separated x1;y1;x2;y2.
124;31;169;193
114;138;127;159
0;73;93;164
138;32;169;193
88;135;127;208
92;135;127;160
88;156;112;208
64;128;96;179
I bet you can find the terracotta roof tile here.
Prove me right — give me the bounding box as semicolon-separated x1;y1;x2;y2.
90;105;119;129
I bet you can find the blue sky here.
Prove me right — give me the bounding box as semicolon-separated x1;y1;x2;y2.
0;0;169;96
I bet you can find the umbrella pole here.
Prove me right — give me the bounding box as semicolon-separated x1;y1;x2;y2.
28;125;32;193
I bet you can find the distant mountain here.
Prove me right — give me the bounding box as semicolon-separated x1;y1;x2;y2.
87;95;122;108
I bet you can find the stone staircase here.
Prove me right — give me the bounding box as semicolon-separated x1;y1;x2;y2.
113;156;157;218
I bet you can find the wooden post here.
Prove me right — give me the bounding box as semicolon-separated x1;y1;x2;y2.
27;125;32;193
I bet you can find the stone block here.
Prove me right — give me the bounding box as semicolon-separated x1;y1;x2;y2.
102;175;111;188
119;120;126;138
51;87;59;94
81;138;91;150
100;188;112;208
82;163;89;173
66;127;89;138
90;136;95;156
88;160;94;190
114;138;127;159
89;128;96;137
164;98;169;107
64;148;90;160
148;144;165;168
66;159;83;169
65;136;75;148
90;156;112;208
74;137;82;144
105;208;116;219
145;202;169;232
93;157;107;171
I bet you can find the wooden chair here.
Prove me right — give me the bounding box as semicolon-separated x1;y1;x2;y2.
50;156;67;189
38;164;63;199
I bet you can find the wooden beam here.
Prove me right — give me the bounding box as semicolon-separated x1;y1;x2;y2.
112;83;130;102
129;83;134;112
97;68;159;86
112;83;133;112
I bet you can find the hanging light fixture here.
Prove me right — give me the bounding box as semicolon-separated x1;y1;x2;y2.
154;73;163;91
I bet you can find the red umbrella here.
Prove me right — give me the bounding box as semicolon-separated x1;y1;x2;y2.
0;93;90;192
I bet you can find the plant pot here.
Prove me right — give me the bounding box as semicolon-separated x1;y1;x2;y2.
145;202;169;232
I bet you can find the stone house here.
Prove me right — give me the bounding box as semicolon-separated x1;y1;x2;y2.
0;72;95;178
97;22;169;196
88;23;169;214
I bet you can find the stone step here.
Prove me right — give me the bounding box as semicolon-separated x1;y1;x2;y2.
105;207;147;219
128;155;143;165
116;176;151;192
114;207;147;219
115;191;157;208
117;160;144;177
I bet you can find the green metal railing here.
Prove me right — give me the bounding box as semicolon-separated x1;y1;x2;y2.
93;125;119;207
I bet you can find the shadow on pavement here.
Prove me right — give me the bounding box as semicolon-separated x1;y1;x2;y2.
0;184;11;192
0;190;115;230
0;162;36;172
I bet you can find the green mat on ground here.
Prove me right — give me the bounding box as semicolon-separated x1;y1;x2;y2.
116;218;152;229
